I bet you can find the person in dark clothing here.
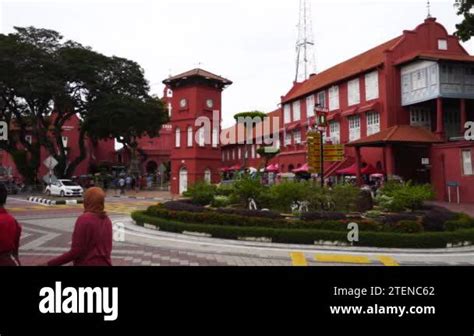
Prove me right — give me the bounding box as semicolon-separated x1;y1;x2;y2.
47;187;113;266
0;183;22;266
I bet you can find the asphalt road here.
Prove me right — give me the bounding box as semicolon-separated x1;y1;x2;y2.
6;196;474;266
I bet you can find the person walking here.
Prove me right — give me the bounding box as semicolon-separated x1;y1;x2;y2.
119;176;126;195
0;184;22;266
47;187;113;267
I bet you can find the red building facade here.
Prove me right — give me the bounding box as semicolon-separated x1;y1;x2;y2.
163;69;232;195
221;18;474;203
0;114;115;182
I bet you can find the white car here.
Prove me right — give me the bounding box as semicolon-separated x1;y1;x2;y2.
45;180;84;197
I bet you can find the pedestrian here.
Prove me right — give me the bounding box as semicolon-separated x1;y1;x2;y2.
46;187;113;267
125;175;132;190
0;183;22;266
131;176;136;192
147;175;153;190
119;177;125;195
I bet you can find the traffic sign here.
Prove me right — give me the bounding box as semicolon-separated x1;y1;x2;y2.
43;156;58;170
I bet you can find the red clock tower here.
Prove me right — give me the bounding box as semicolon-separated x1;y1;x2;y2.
163;68;232;195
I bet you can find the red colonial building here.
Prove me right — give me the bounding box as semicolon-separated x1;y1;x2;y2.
221;18;474;203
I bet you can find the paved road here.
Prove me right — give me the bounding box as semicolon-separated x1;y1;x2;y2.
6;196;474;266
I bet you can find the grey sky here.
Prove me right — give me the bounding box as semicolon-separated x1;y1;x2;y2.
1;0;471;128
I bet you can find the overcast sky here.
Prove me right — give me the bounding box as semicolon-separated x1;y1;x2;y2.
1;0;472;127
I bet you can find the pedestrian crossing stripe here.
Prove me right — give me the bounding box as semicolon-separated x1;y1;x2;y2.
290;253;400;266
378;256;400;266
290;252;308;266
315;254;371;264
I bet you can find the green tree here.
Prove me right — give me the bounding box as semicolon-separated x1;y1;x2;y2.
0;26;169;181
455;0;474;42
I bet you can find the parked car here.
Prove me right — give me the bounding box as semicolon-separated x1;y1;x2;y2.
45;180;84;197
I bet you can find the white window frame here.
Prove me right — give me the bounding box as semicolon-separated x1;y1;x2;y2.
306;95;315;118
329;85;340;111
410;107;432;130
348;78;361;106
251;145;256;159
348;115;361;142
292;100;301;121
175;128;181;148
438;39;448;51
329;121;340;144
285;132;292;146
317;91;326;109
187;127;193;147
365;71;379;101
284;104;291;124
462;150;473;176
366;112;380;136
293;130;302;144
238;147;241;159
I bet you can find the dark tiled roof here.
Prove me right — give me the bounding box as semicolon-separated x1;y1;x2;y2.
163;68;232;85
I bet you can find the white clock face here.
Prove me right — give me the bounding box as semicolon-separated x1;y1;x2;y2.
206;99;214;108
180;98;187;108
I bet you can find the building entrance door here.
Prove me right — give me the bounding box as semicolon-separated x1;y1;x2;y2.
179;167;188;195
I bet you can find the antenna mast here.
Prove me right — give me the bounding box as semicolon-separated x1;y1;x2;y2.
295;0;316;83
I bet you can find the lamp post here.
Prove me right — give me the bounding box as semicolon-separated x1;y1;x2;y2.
314;104;329;188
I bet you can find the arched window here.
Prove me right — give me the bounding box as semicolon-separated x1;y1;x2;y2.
187;127;193;147
175;128;181;148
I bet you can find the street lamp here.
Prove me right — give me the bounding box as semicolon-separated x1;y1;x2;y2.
314;103;329;188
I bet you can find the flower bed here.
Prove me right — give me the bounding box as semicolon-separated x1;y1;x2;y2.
131;202;474;249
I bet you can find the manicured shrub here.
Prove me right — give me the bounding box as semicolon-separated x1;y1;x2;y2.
211;196;232;208
377;182;435;212
218;208;281;219
422;207;457;232
365;210;383;218
184;181;216;206
216;184;235;197
300;212;346;221
131;211;474;248
390;220;424;234
268;181;313;212
330;184;360;212
162;201;206;213
231;175;267;208
356;190;374;212
445;213;474;232
381;213;418;225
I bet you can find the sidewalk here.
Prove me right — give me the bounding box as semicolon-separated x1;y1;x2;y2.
106;189;174;201
427;201;474;217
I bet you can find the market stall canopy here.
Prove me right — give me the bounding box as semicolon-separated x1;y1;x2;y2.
346;125;443;147
336;163;383;176
292;163;309;173
266;163;279;172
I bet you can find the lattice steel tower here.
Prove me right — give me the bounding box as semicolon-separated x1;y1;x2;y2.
295;0;316;82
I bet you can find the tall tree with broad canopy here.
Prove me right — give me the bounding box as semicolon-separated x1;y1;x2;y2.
0;26;168;182
455;0;474;42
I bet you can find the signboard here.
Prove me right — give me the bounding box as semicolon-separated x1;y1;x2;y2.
43;156;58;170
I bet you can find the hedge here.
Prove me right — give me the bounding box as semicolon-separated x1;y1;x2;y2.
132;211;474;248
145;206;380;231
